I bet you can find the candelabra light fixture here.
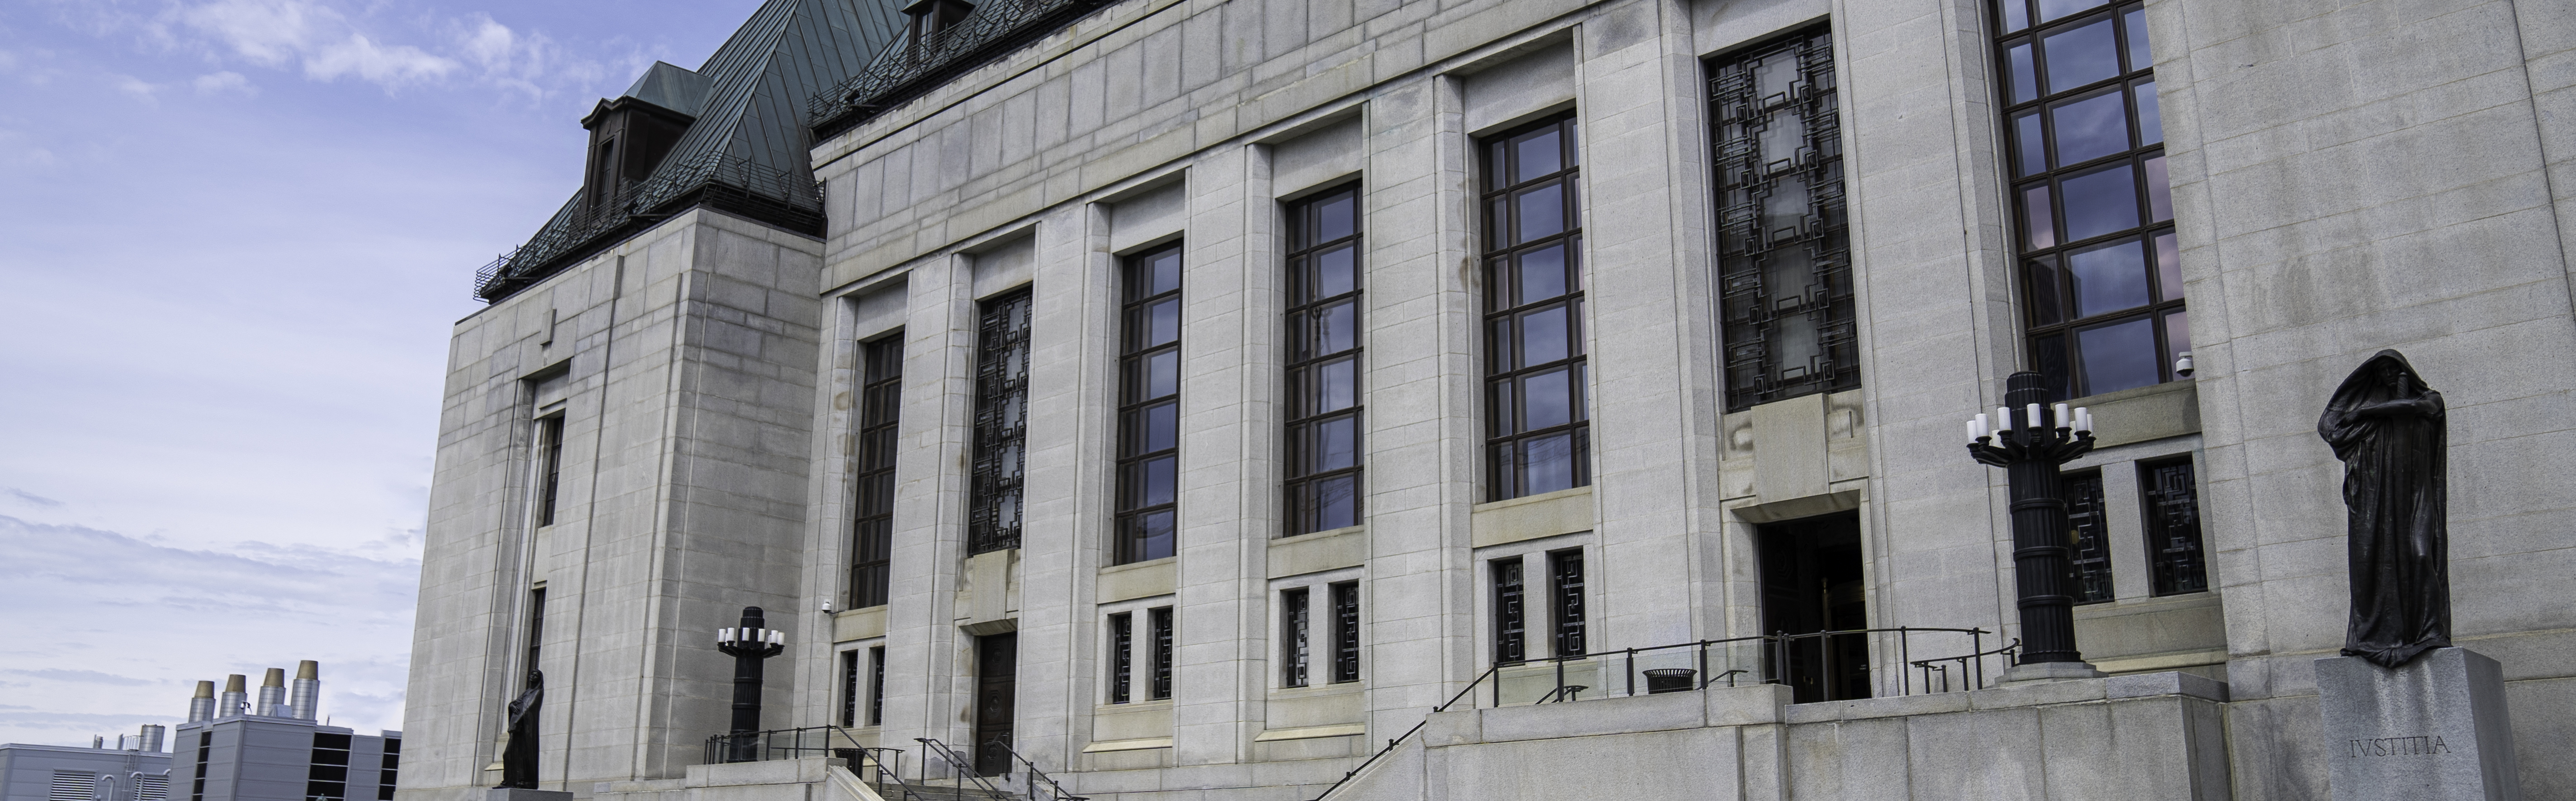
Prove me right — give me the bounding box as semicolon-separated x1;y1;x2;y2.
1964;371;2102;673
716;607;788;763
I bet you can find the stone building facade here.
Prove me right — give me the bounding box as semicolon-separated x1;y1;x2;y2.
402;0;2576;798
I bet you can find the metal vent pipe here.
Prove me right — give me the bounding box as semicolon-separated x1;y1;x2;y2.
218;675;247;719
139;725;165;753
187;681;215;723
289;661;320;721
255;668;286;717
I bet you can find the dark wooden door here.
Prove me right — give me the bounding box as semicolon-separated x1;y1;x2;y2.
1756;512;1867;702
972;632;1017;776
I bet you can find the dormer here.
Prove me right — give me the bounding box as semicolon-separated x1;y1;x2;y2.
576;62;710;217
903;0;975;51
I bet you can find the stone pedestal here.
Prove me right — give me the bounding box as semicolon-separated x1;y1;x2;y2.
1998;660;2105;683
486;788;574;801
2316;647;2521;801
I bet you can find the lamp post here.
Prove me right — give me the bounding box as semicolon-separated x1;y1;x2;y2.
715;607;787;762
1964;371;2103;677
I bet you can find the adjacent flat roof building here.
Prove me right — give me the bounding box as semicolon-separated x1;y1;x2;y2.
405;0;2576;798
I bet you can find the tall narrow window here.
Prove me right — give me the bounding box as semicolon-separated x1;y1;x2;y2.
1285;186;1364;536
851;333;904;606
535;416;565;526
1480;117;1589;501
850;335;901;607
867;645;886;725
1281;588;1311;687
2140;457;2208;595
1491;558;1526;664
1548;549;1586;657
1108;612;1134;704
1712;26;1858;412
190;733;210;801
970;291;1031;553
1116;246;1183;564
1148;607;1175;701
522;587;546;683
839;650;862;727
2065;471;2115;603
306;733;351;801
1994;0;2184;398
1329;581;1360;683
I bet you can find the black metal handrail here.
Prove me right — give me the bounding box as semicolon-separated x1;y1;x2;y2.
912;738;1008;801
700;726;921;800
1304;663;1504;801
981;738;1085;801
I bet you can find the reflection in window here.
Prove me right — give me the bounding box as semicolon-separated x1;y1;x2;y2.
2064;471;2114;604
1330;581;1360;683
2141;457;2208;595
1996;0;2186;398
1116;247;1183;564
970;292;1030;553
1480;117;1589;501
1285;186;1365;536
1711;25;1858;412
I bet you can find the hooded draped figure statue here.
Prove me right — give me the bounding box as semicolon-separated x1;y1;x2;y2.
497;670;543;789
2317;350;2451;668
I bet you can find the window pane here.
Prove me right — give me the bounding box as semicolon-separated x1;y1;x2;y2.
2144;155;2172;222
1516;244;1569;303
1518;305;1570;366
1514;183;1566;243
2124;7;2151;71
2031;333;2073;399
1315;416;1358;472
1144;401;1177;451
2022;184;2058;249
1150;253;1181;294
2075;316;2159;394
2133;80;2162;145
2026;257;2065;326
2154;231;2182;301
1522;434;1579;495
2013;110;2048;176
1148;350;1179;398
1315;246;1357;298
1135;511;1174;561
2059;162;2139;241
1318;193;1357;241
1147;298;1181;346
1513;128;1562;181
1489;379;1517;436
2164;308;2190;358
2000;0;2029;32
1314;357;1357;413
2042;17;2121;93
2049;88;2130;165
2007;43;2039;104
2039;0;2106;23
1314;476;1357;531
1522;369;1573;429
2067;237;2151;317
1315;300;1357;355
1140;455;1177;506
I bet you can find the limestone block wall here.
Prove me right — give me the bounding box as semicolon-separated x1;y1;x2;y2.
406;209;827;801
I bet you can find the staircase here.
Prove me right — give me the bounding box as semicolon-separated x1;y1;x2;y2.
867;782;1022;801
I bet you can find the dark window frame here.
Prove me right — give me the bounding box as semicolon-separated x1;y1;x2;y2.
2140;456;2209;596
1281;587;1311;687
535;414;565;526
1108;611;1134;704
1547;549;1587;657
1710;25;1860;412
839;649;862;727
2064;469;2116;604
1478;115;1591;501
1115;246;1184;564
868;645;887;726
1491;557;1526;664
1282;185;1366;537
1148;607;1175;701
970;291;1032;554
523;587;546;687
1992;0;2186;399
1329;580;1361;683
851;332;903;607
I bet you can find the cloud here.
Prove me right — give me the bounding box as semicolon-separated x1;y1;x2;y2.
192;71;255;95
169;0;332;66
1;668;156;687
112;74;158;103
3;487;63;507
302;34;456;85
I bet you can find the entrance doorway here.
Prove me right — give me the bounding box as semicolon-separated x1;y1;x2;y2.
1756;511;1869;702
972;632;1017;776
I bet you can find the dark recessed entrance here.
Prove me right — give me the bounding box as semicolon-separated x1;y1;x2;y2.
1757;511;1869;702
972;632;1017;776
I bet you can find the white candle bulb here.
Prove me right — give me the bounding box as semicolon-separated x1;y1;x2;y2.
1997;407;2012;431
2075;407;2092;432
2025;403;2042;430
2053;403;2070;429
1967;419;1980;441
1975;413;1991;439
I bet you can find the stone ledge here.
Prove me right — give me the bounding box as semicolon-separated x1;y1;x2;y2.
1252;723;1366;742
1081;736;1176;753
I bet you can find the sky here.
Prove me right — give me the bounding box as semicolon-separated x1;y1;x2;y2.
0;0;774;748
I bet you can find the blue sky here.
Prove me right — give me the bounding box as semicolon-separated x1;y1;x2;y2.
0;0;773;747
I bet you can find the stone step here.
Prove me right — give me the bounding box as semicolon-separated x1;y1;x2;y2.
864;781;1025;801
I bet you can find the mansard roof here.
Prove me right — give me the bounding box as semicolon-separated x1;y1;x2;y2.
807;0;1123;140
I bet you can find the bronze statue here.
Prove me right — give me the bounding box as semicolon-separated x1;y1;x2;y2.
497;670;543;789
2318;350;2450;668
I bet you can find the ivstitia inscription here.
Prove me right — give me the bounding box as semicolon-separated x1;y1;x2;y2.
2345;735;2452;758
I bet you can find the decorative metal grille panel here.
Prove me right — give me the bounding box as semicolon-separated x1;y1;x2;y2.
1281;588;1310;687
1549;550;1587;657
1711;27;1859;413
1330;581;1360;683
2064;472;2116;604
2142;458;2208;596
1491;558;1525;664
969;292;1031;554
